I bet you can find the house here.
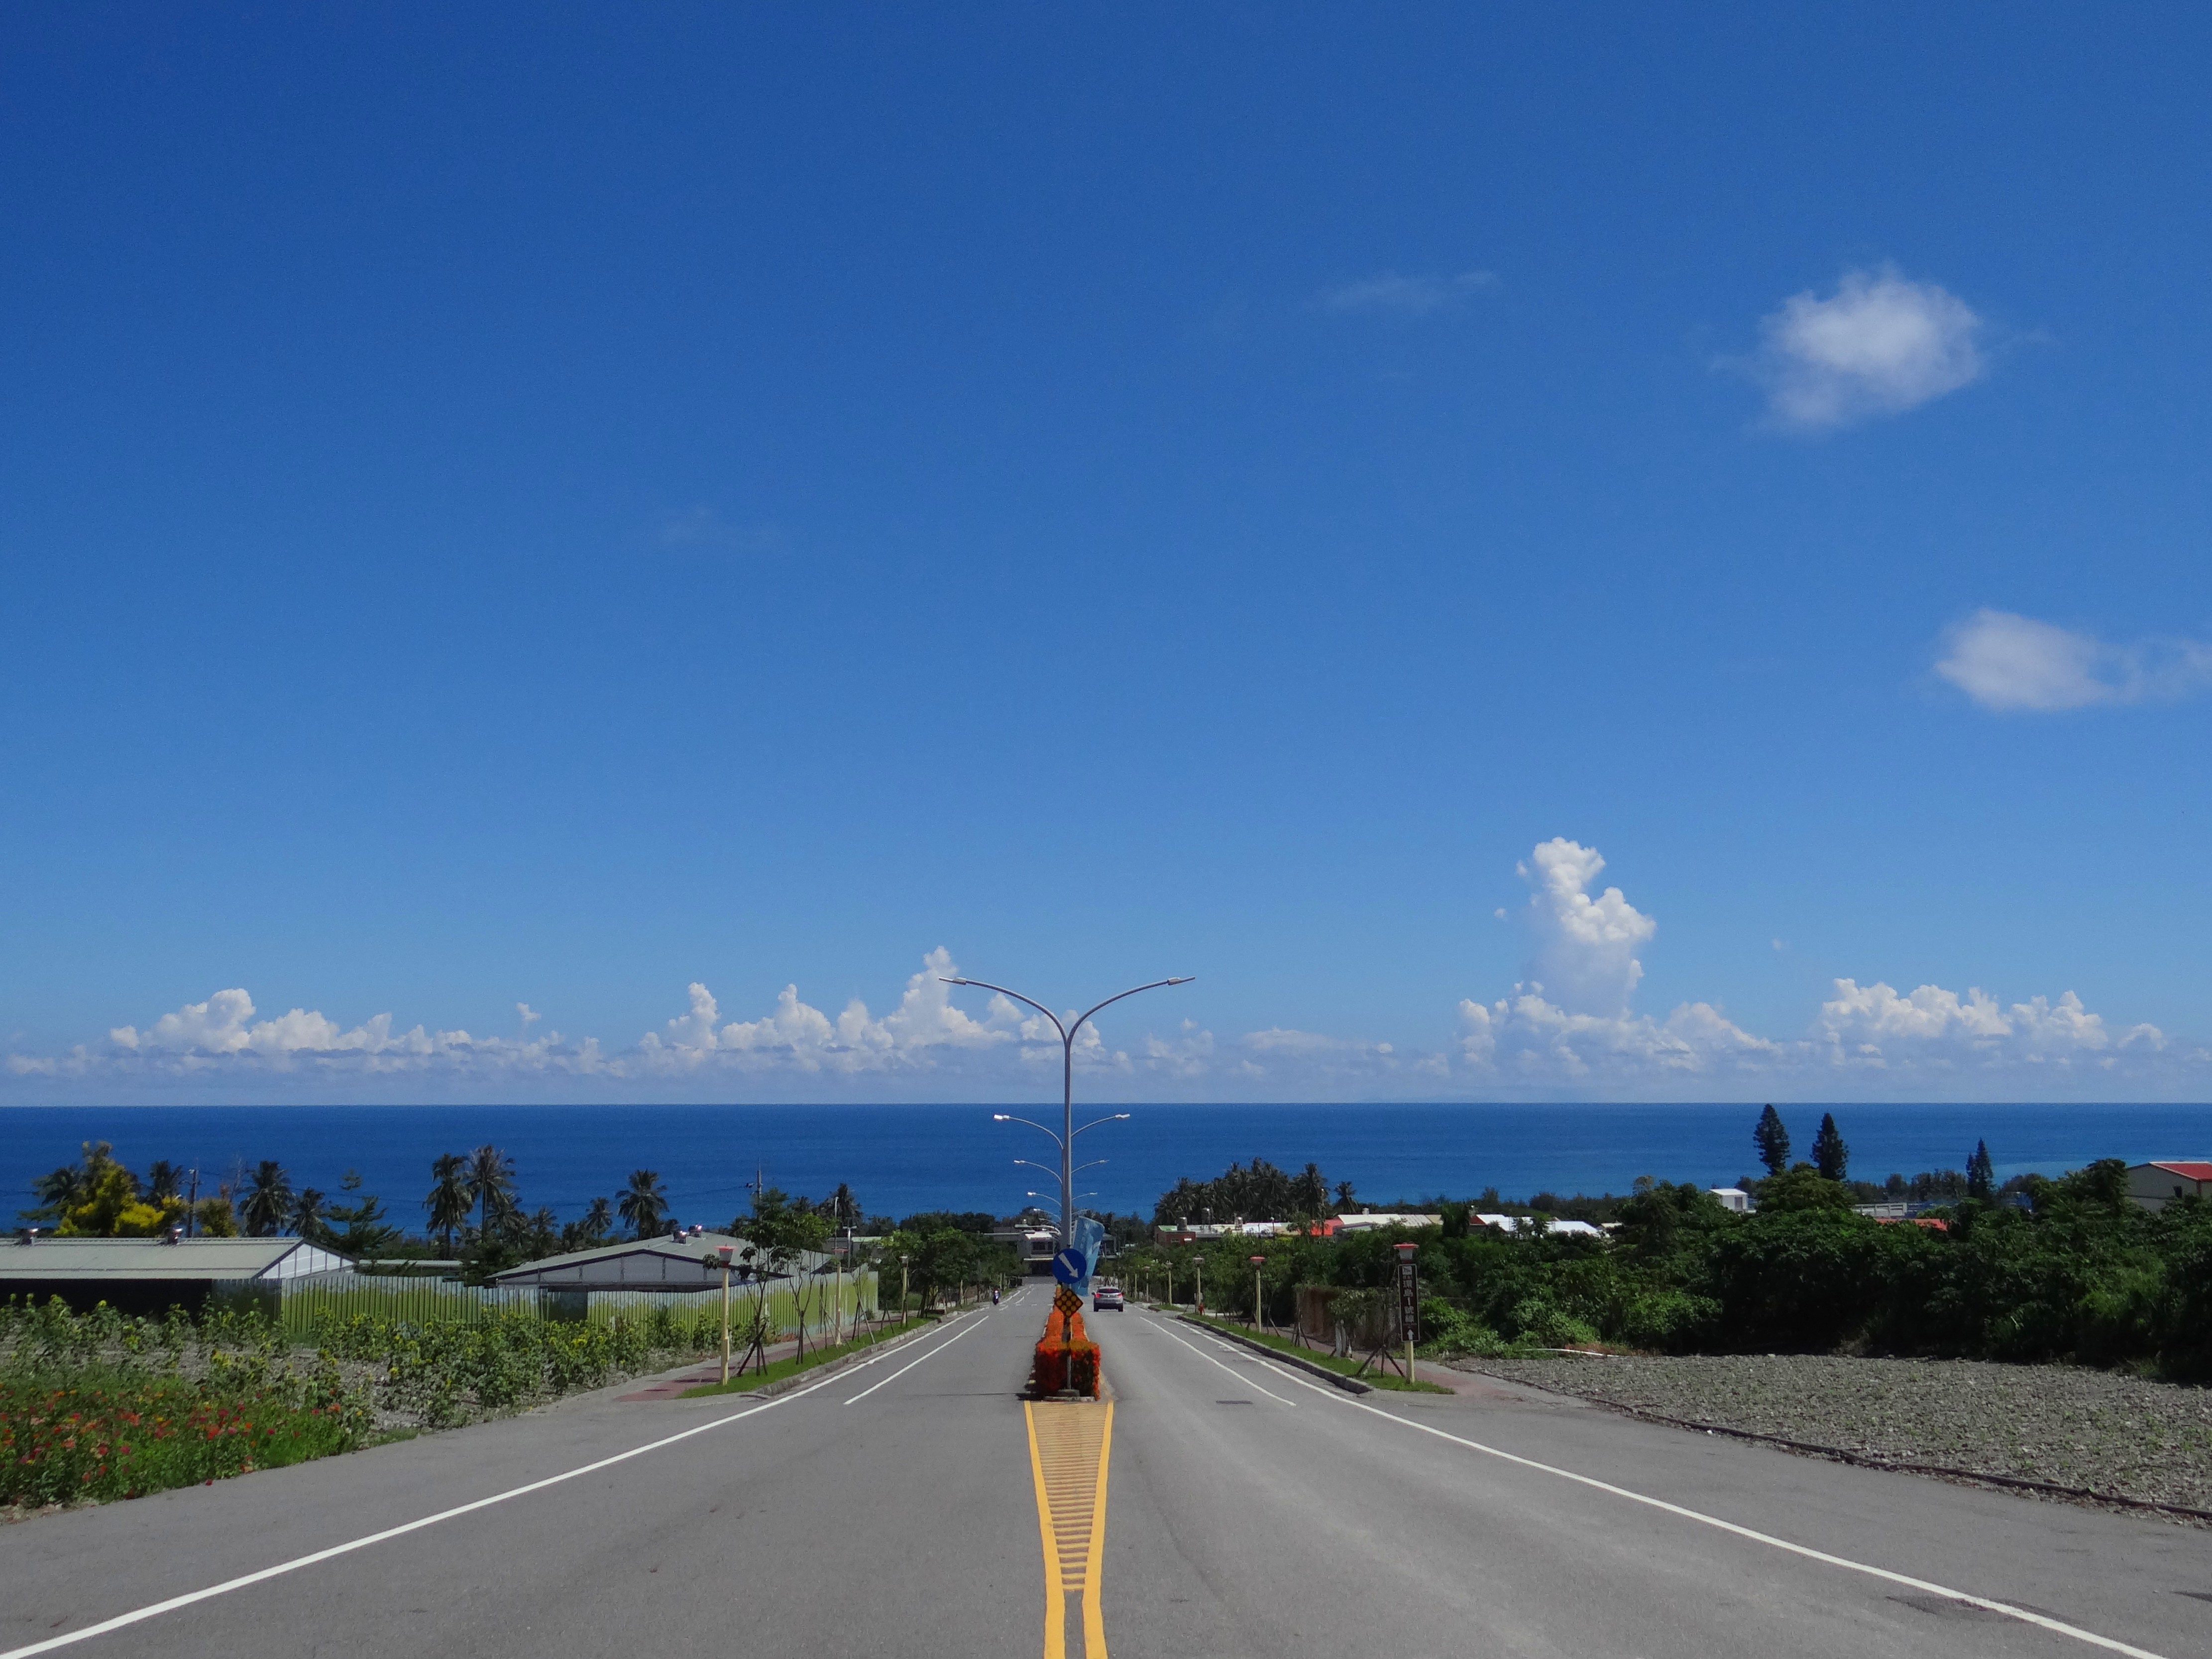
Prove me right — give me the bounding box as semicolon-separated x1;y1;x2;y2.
0;1233;351;1316
1332;1213;1443;1232
1710;1187;1752;1213
487;1230;838;1291
2125;1161;2212;1213
1473;1214;1604;1238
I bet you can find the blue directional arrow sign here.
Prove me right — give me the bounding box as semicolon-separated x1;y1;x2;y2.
1051;1248;1087;1286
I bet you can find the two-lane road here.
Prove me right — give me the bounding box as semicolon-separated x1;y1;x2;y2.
3;1290;2207;1659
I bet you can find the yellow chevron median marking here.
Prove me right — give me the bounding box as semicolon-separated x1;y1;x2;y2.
1025;1400;1114;1659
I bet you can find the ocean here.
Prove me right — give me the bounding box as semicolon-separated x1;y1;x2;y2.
5;1102;2209;1229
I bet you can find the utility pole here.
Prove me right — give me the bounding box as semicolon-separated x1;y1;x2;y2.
1250;1254;1266;1332
185;1168;200;1237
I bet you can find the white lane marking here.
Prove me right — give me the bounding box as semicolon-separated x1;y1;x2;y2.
1144;1313;1296;1407
1218;1339;2170;1659
843;1312;989;1405
0;1358;861;1659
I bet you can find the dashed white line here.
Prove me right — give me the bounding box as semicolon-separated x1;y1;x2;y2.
843;1312;989;1405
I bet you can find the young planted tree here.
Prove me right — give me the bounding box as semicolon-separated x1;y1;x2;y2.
1811;1113;1850;1182
1752;1106;1791;1177
240;1161;295;1237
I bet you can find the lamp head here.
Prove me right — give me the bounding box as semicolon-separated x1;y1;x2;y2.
1394;1241;1419;1259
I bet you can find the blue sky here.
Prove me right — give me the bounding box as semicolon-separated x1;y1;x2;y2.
3;4;2208;1103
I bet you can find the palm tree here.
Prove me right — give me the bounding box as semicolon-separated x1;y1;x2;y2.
618;1170;668;1239
291;1187;328;1242
578;1196;613;1243
465;1144;516;1237
239;1161;294;1237
146;1160;183;1202
424;1153;472;1255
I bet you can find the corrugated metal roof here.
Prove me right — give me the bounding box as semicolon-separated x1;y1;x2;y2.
2146;1161;2212;1182
488;1232;836;1289
0;1236;351;1282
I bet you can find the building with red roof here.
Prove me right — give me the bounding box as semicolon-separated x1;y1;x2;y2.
2126;1161;2212;1213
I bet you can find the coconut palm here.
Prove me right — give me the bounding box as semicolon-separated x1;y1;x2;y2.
239;1161;294;1237
291;1187;328;1242
465;1144;517;1237
618;1170;668;1238
424;1153;471;1255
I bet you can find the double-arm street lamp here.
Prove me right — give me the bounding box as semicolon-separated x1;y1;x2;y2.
946;974;1194;1245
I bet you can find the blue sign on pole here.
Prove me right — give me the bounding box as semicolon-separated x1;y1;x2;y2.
1051;1248;1087;1287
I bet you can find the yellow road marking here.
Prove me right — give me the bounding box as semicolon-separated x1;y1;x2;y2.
1024;1400;1113;1659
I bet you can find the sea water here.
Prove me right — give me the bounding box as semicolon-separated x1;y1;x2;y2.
5;1102;2209;1229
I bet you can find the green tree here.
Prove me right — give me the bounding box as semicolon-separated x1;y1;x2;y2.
291;1187;329;1243
22;1161;85;1223
618;1169;669;1238
328;1171;400;1258
424;1153;472;1255
240;1160;294;1236
1755;1165;1856;1213
145;1160;184;1202
1966;1139;1995;1201
465;1145;517;1237
1752;1105;1791;1176
1811;1113;1849;1182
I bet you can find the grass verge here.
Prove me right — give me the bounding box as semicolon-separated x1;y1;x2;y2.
677;1317;935;1398
1181;1313;1451;1393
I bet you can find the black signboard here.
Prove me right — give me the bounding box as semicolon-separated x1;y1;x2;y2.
1396;1257;1419;1344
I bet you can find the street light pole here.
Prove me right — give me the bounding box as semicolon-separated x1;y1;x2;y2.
956;974;1193;1244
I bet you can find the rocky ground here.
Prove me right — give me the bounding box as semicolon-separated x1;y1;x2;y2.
1455;1353;2212;1520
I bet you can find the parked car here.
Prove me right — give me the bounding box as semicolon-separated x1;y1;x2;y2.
1091;1285;1125;1311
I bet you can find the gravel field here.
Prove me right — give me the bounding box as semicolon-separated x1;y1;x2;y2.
1457;1353;2212;1520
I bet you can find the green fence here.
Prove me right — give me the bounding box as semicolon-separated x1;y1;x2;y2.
279;1270;877;1342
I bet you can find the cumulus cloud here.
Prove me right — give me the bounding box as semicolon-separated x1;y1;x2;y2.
6;899;2200;1102
1935;609;2212;712
1755;266;1983;430
1818;980;2162;1071
1317;269;1496;317
632;948;1030;1075
1449;839;2191;1095
1518;839;1656;1014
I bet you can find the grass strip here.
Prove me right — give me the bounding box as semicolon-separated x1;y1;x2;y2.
1181;1313;1452;1393
677;1317;935;1398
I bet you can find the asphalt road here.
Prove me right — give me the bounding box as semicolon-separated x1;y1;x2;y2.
3;1289;2209;1659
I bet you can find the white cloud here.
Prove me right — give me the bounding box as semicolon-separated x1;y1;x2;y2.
1756;266;1983;430
6;897;2200;1102
1518;838;1656;1015
1935;609;2212;712
1318;269;1496;317
1817;979;2164;1071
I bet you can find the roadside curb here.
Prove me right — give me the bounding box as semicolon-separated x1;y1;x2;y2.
1175;1314;1373;1394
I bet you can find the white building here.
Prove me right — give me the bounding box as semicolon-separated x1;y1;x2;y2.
1710;1187;1752;1213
